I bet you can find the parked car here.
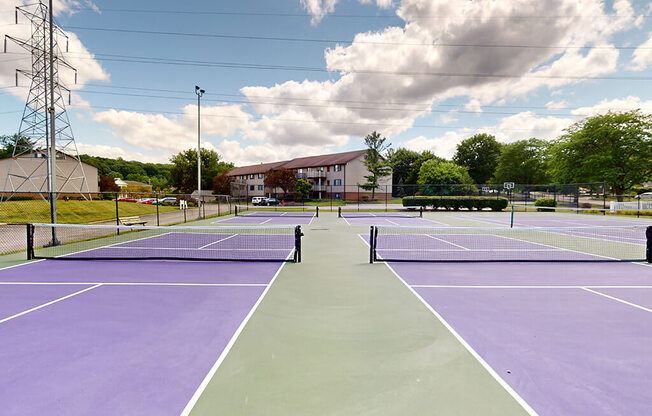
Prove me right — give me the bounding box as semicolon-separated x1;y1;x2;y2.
252;197;268;205
157;197;178;205
116;197;137;203
265;198;280;206
137;198;156;204
635;192;652;199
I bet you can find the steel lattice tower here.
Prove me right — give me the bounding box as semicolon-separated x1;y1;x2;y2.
2;1;90;200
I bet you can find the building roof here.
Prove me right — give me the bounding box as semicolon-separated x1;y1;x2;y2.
227;161;288;176
227;149;367;176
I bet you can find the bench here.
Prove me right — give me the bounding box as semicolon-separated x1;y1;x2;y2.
119;216;147;226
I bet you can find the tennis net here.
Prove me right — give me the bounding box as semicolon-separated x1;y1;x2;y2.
368;225;651;263
27;223;303;262
235;205;318;218
339;206;423;218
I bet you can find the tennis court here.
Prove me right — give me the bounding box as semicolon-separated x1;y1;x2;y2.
215;205;318;225
1;210;651;415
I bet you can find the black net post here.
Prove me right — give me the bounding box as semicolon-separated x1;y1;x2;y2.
294;225;303;263
419;206;423;218
369;226;374;263
385;185;388;212
338;207;342;218
26;223;34;260
646;226;651;263
315;206;319;218
372;226;378;262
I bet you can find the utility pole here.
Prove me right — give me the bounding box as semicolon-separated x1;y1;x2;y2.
195;85;205;220
48;0;58;244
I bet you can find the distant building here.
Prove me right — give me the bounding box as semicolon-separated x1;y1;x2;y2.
0;150;98;195
227;149;392;201
114;178;152;197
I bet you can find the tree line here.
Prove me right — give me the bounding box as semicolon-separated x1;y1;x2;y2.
385;111;652;198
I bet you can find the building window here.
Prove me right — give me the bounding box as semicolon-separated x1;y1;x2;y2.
258;173;264;179
334;164;342;172
327;166;330;172
334;193;342;199
333;179;342;186
258;185;263;191
249;174;255;179
326;180;330;185
249;185;255;191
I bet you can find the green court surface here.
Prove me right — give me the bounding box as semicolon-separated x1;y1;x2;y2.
187;213;528;415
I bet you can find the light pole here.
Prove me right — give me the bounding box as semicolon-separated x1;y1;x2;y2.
195;85;205;219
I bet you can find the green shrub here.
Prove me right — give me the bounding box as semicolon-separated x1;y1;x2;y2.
402;196;508;211
534;197;557;212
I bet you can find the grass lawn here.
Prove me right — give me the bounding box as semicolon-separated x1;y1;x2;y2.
303;199;347;206
0;200;177;224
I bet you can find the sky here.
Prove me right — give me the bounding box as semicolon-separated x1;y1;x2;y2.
1;0;652;167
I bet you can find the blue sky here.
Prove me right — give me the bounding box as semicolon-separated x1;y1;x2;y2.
1;0;651;166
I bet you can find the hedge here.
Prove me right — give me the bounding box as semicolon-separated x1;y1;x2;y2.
533;197;557;212
403;196;508;211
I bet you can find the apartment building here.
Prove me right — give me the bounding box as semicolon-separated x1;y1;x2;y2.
228;149;392;201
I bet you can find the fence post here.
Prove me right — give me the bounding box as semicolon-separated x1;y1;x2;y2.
156;191;160;226
369;226;374;264
357;185;360;211
385;185;388;212
603;180;607;215
115;195;120;235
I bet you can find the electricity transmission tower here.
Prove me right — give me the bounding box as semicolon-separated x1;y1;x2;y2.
2;1;90;202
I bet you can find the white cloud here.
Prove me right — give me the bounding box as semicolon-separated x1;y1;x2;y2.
546;100;569;109
403;131;469;158
630;32;652;71
76;142;168;163
217;139;335;166
301;0;395;24
494;112;573;143
571;96;652;117
240;0;639;154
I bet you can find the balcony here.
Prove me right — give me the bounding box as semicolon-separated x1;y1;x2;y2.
311;185;327;191
306;171;327;179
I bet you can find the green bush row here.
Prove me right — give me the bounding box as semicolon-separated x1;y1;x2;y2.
403;196;509;211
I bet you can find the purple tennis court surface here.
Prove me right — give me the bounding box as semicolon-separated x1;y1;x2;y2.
0;259;283;415
216;214;315;225
450;211;651;228
47;231;296;262
386;259;652;416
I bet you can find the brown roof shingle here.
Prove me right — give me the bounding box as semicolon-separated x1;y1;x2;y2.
227;149;367;176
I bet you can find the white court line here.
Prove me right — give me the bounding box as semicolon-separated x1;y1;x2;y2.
0;259;46;271
581;287;652;314
426;234;471;250
386;219;400;226
0;284;103;325
260;218;273;224
412;285;652;289
180;255;290;416
382;261;538;416
0;281;268;287
198;234;238;250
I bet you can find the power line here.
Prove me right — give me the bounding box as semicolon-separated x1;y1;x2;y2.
40;51;652;81
63;25;650;50
73;7;651;20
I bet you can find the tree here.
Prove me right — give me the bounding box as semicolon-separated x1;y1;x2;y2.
98;175;120;193
169;148;234;193
361;131;392;199
212;173;233;195
0;134;33;158
264;169;297;197
453;133;502;184
492;139;551;184
387;148;420;185
417;159;476;195
548;111;652;200
405;151;445;184
295;179;312;201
